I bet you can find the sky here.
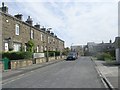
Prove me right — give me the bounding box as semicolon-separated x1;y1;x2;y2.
0;0;119;47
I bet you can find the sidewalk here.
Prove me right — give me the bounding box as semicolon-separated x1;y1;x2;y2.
93;59;119;89
2;59;64;80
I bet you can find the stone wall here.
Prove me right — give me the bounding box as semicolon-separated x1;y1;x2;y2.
10;59;33;69
1;56;66;71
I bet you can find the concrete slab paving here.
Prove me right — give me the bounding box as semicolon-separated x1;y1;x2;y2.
94;60;119;89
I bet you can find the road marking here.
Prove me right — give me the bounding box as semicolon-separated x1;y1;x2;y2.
2;71;34;85
2;60;65;86
18;74;24;77
101;77;108;88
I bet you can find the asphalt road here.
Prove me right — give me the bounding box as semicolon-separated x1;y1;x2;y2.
2;57;105;88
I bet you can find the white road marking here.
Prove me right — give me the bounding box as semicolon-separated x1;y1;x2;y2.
2;70;35;85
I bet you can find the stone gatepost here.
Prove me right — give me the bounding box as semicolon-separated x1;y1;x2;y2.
115;37;120;63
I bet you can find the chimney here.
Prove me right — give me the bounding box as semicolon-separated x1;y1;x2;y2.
47;30;50;33
55;35;57;38
34;23;40;29
51;32;54;35
110;39;112;43
1;2;8;13
41;27;46;31
14;14;23;20
26;16;33;25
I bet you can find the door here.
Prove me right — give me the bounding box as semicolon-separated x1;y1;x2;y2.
5;42;8;52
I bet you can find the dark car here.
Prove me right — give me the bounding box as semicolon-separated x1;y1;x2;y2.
66;52;78;60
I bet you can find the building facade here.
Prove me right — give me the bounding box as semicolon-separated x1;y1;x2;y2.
84;40;115;56
0;3;64;53
71;45;84;56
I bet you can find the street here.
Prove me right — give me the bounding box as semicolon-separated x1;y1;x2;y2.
2;57;105;88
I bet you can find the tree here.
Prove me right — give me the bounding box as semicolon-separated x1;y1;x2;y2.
62;47;70;55
26;40;35;52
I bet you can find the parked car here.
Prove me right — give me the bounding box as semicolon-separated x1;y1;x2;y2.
66;52;78;60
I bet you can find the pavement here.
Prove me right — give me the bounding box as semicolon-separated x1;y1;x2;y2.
92;58;119;90
2;59;64;80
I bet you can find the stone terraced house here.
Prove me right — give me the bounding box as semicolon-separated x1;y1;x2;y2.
0;2;64;53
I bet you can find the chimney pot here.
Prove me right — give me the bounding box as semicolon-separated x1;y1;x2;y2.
34;23;40;29
41;28;46;31
14;14;23;20
2;2;4;7
26;16;33;25
1;2;8;13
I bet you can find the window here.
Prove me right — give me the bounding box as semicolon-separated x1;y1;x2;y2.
5;42;8;52
31;30;34;39
15;24;20;35
41;46;43;52
44;46;46;51
13;43;21;51
41;34;43;41
48;37;50;43
24;45;27;52
37;46;39;52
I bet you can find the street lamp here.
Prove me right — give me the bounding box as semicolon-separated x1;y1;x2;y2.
71;43;73;51
46;28;52;62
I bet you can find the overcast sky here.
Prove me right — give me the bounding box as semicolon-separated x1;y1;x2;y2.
0;0;119;47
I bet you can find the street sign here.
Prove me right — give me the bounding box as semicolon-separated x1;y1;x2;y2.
33;53;45;59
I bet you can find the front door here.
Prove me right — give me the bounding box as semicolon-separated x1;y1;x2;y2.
5;42;8;52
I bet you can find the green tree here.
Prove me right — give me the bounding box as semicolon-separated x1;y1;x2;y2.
26;40;35;52
62;47;70;55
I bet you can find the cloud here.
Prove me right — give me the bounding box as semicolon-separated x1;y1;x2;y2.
0;0;118;47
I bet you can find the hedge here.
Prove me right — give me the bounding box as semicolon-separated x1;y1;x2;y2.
2;52;33;60
96;52;112;61
44;51;60;57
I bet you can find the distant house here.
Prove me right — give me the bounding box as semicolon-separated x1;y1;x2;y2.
71;45;84;56
84;40;115;56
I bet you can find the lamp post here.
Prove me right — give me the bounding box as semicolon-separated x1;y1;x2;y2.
71;43;73;51
46;28;52;62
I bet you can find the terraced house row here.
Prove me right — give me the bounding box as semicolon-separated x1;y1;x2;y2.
0;3;64;53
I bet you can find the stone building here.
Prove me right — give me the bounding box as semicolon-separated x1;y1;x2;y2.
71;45;84;56
84;40;115;56
0;3;64;53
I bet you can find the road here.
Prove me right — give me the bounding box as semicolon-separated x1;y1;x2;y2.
2;57;105;88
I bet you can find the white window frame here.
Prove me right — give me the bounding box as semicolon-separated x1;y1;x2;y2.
48;37;50;43
15;24;20;35
41;46;43;52
31;30;34;39
41;34;43;41
37;46;39;52
24;45;27;52
44;47;46;51
13;43;21;51
5;42;8;52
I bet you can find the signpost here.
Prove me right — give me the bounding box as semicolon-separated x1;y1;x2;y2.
33;53;45;58
33;53;45;64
